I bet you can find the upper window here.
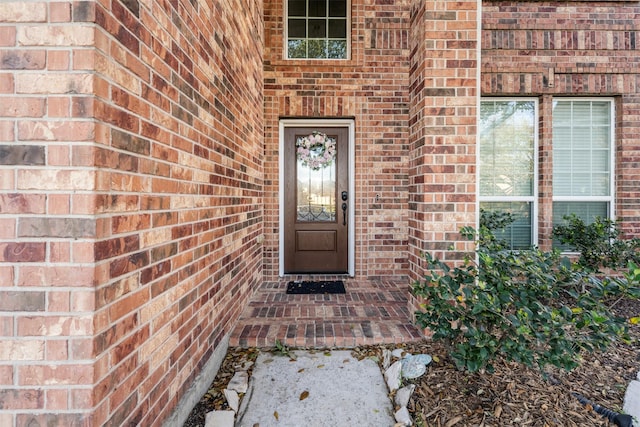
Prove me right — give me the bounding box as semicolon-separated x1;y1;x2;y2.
286;0;349;59
552;99;614;239
479;99;538;249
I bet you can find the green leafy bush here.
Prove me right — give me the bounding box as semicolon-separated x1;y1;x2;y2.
553;214;640;272
412;212;639;373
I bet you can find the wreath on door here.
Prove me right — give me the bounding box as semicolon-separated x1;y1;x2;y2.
296;131;336;170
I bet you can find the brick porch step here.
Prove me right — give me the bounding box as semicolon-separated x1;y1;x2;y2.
230;279;424;348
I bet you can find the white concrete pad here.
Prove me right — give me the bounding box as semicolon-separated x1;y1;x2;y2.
204;410;234;427
235;350;395;427
623;380;640;425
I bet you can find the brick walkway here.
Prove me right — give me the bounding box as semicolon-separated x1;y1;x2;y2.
230;278;425;348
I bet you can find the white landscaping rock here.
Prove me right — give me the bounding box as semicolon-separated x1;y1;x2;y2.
234;360;254;371
401;356;426;379
205;410;235;427
392;348;409;359
622;380;640;424
394;406;413;426
395;384;416;409
412;354;433;366
382;349;392;370
224;389;240;412
384;360;402;392
227;371;249;393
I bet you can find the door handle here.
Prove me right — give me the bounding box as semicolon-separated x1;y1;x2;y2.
341;202;347;226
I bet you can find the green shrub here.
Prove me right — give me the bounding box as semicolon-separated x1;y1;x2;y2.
553;214;640;272
412;212;639;373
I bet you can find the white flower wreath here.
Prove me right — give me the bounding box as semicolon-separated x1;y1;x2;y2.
295;131;336;170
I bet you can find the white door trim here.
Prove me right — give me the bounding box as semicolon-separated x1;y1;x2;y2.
278;119;355;277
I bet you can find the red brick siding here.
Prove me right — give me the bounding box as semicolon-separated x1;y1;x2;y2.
91;0;264;424
538;94;554;249
0;1;97;425
0;0;263;426
263;0;411;280
482;1;640;240
3;0;640;424
406;0;479;317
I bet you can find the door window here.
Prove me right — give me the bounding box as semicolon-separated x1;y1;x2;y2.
296;132;337;222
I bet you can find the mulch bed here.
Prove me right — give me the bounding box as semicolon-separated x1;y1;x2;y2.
184;298;640;427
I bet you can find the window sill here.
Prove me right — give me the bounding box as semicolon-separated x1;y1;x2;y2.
267;57;357;69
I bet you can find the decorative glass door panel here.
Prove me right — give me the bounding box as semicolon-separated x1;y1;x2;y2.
296;136;336;222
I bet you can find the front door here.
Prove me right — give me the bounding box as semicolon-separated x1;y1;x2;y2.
284;126;349;273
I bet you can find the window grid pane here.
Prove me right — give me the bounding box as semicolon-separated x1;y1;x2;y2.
479;99;537;250
480;100;535;198
481;202;533;249
552;202;609;249
552;100;613;238
552;100;611;198
287;0;348;59
288;19;306;38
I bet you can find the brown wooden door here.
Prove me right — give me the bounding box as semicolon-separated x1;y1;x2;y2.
284;126;349;273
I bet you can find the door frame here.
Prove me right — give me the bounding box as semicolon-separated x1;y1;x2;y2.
279;119;355;277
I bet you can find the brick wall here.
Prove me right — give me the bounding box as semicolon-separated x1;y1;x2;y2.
263;0;411;280
0;2;98;425
406;0;479;318
0;0;263;425
407;0;479;279
3;0;640;424
481;0;640;242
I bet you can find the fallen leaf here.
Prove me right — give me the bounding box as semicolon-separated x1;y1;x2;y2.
324;351;332;356
298;368;305;373
273;411;279;420
300;390;309;400
445;415;463;427
317;364;325;368
494;404;502;418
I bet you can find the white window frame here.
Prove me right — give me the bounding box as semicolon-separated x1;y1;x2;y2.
284;0;351;60
479;97;539;248
551;98;616;222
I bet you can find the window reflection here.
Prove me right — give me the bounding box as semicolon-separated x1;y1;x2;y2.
297;156;336;222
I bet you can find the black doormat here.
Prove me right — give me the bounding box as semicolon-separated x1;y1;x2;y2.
286;280;346;295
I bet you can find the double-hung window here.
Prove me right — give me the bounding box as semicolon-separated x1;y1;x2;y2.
479;98;615;250
479;99;538;249
552;99;615;235
286;0;349;59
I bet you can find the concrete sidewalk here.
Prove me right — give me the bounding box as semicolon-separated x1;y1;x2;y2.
235;350;394;427
206;348;640;427
624;374;640;425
